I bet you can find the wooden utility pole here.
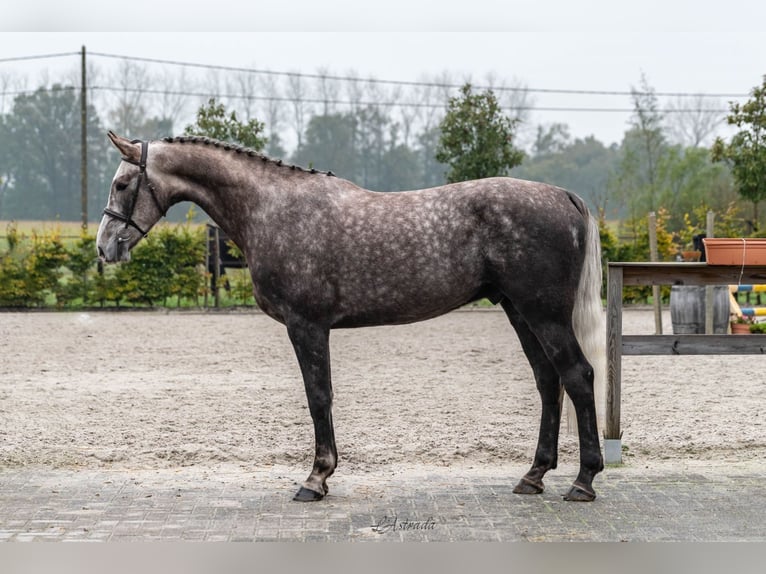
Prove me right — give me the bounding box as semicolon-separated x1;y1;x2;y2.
80;45;88;231
648;212;662;334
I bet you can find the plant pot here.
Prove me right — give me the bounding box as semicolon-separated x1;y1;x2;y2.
703;238;766;266
681;250;701;262
731;322;752;334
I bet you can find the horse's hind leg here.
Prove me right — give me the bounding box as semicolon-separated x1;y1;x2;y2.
533;320;603;500
502;300;564;495
285;318;337;502
502;299;603;501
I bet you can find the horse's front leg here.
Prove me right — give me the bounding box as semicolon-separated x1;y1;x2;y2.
286;318;337;502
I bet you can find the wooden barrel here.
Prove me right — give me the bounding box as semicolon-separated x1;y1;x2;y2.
670;285;730;334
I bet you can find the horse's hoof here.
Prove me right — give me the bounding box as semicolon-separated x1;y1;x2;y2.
293;486;325;502
513;477;544;495
563;483;596;502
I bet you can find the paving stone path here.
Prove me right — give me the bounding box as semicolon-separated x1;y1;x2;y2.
1;461;763;542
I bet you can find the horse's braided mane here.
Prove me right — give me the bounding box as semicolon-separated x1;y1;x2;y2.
161;135;336;177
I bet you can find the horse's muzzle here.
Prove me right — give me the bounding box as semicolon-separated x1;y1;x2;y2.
97;238;131;263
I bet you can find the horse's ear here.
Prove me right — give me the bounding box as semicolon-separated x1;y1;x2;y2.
107;131;140;164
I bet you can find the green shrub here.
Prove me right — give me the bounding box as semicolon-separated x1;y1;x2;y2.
0;226;67;307
0;220;207;308
103;221;207;307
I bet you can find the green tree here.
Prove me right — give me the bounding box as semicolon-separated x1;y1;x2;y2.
292;109;422;192
435;83;524;183
711;75;766;232
512;134;620;214
532;123;571;156
416;125;448;188
184;98;267;150
2;84;109;220
291;113;359;177
0;114;11;217
614;75;667;218
656;145;735;230
355;105;389;189
380;136;421;192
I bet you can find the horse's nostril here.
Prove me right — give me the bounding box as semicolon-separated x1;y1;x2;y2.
98;246;106;259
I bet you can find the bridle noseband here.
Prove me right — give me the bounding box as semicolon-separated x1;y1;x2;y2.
103;139;167;237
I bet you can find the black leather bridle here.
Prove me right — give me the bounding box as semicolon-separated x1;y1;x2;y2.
102;139;166;237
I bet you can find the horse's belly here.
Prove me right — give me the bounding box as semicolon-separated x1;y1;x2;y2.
331;273;482;328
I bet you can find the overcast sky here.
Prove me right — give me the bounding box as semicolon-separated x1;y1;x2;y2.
2;0;765;147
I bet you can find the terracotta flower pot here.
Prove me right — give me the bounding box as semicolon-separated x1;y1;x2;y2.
704;238;766;266
681;250;701;262
731;322;752;334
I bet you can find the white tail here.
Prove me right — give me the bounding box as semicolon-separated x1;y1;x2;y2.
566;213;606;433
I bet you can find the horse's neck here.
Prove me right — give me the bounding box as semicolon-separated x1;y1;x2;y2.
158;146;249;237
159;143;322;248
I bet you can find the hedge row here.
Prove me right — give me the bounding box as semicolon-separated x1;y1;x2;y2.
0;222;254;308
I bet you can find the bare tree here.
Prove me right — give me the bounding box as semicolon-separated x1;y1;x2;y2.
344;69;365;116
154;66;191;131
483;72;535;148
286;72;312;149
665;94;724;148
416;71;454;133
259;73;287;157
315;67;340;116
0;71;22;115
204;68;224;100
228;70;258;121
397;83;423;148
107;60;151;135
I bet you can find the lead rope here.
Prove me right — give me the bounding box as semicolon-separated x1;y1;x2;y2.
738;238;747;286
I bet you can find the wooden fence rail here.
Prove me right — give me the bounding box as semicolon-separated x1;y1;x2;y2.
605;262;766;464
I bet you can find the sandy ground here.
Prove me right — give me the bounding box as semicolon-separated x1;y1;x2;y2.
1;308;765;476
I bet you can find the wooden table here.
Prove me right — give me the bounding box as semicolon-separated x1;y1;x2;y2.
605;262;766;463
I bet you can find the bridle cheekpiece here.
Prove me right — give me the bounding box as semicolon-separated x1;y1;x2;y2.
102;139;166;237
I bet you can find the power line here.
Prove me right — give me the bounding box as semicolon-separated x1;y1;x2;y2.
0;48;751;101
88;51;749;100
0;52;80;63
0;49;750;100
87;85;730;113
0;83;732;114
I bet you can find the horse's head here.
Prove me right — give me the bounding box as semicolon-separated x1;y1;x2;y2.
97;131;167;263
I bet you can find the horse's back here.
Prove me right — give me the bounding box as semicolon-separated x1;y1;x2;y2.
317;177;589;327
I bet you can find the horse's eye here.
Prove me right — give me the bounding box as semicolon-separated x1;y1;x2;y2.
115;182;128;192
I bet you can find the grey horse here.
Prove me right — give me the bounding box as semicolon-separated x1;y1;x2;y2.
97;132;605;502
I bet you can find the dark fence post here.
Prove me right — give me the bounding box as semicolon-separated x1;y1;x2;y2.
213;226;221;308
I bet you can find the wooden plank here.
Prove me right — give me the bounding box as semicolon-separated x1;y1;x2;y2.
609;262;766;287
604;261;766;448
647;212;663;334
623;334;766;355
605;265;623;440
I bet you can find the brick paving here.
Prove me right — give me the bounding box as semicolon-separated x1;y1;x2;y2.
1;461;764;542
